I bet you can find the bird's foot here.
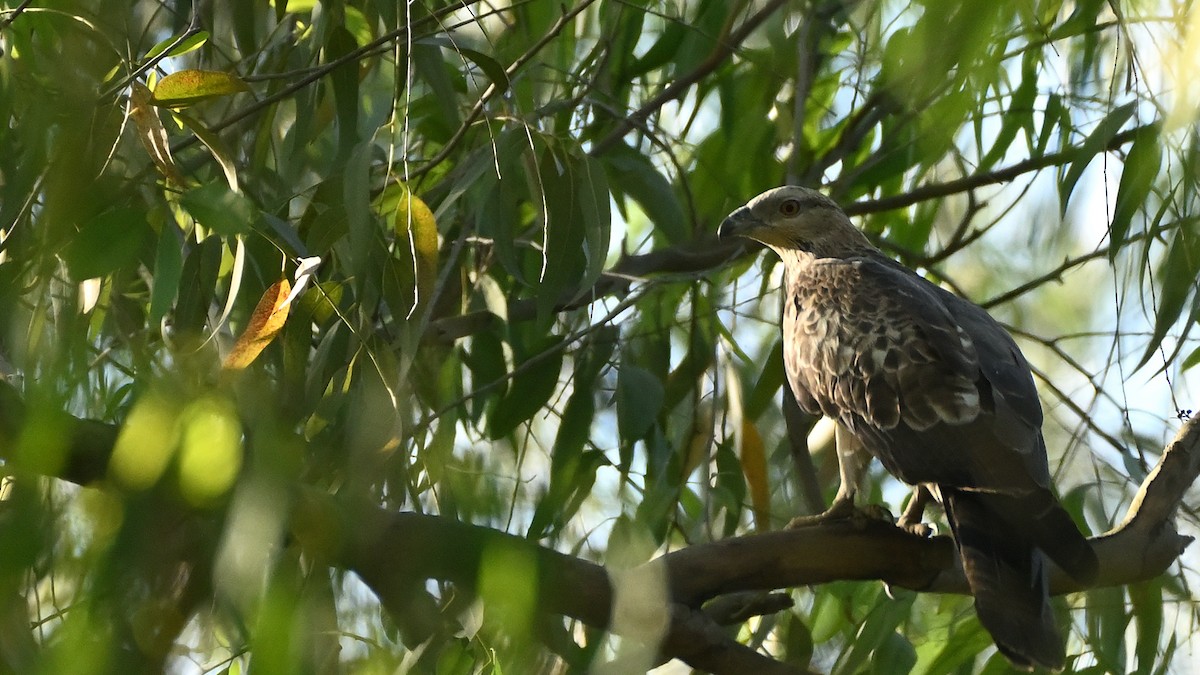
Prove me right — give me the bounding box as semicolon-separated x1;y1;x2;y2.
895;486;935;537
898;521;936;537
785;497;893;530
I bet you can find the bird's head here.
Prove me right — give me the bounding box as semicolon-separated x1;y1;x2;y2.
718;186;872;258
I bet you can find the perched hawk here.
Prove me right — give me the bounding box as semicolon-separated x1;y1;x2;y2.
719;186;1097;671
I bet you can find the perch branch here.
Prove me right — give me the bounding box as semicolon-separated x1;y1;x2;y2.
0;387;1195;674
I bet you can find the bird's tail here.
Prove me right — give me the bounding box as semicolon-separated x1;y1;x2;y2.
942;488;1065;672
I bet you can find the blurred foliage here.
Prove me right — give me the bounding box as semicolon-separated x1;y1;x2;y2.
0;0;1197;673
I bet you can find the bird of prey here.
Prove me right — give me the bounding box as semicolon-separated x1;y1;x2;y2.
719;186;1098;671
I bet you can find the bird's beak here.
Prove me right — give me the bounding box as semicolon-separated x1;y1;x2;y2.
717;206;764;240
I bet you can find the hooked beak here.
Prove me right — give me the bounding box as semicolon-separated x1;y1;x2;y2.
718;206;765;240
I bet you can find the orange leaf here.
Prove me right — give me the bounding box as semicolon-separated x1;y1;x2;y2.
739;419;771;532
223;279;291;370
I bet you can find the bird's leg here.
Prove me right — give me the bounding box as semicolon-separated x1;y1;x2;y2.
897;485;935;537
787;423;879;528
830;423;867;513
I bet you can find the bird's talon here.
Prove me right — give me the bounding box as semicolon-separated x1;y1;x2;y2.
785;499;892;529
901;521;935;538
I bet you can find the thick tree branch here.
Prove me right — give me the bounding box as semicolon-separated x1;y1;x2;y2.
1;382;1194;674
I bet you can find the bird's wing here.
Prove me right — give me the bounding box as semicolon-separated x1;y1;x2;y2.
783;255;1047;488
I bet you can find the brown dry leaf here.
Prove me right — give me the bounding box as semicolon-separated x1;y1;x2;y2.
223;279;291;370
129;82;187;185
739;418;771;532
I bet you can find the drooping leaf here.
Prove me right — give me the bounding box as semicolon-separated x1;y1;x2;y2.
176;111;240;192
1086;586;1129;673
574;153;612;296
175;236;224;334
1137;225;1200;370
745;339;785;419
605;143;687;244
488;349;563;440
149;225;184;323
151;69;250;108
458;47;510;95
738;419;770;532
978;56;1038;171
392;186;439;318
1180;345;1200;372
129;82;187;185
1109;124;1162;260
1058;102;1137;213
616;364;664;442
326;27;359;157
533;145;613;325
223;279;292;370
1129;580;1163;675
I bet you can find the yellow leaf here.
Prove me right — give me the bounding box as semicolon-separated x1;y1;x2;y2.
129;82;187;185
223;279;291;370
739;419;771;532
151;69;250;108
393;187;439;317
176;396;243;506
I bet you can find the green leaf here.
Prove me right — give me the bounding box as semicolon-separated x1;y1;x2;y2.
144;30;210;60
627;16;686;76
1058;103;1136;214
326;26;359;157
151;69;250;108
1086;586;1129;673
1109;124;1162;260
871;632;917;675
175;236;224;334
1180;345;1200;372
573;154;612;296
176;112;240;192
1137;226;1200;370
978;57;1038;171
533;145;611;325
833;588;915;675
458;47;510;96
604;143;687;244
179;182;257;236
488;350;563;440
912;613;993;675
149;225;184;322
1129;580;1163;675
63;207;149;281
745;339;785;420
616;365;664;442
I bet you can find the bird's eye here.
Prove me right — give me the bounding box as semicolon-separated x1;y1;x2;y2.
779;199;801;217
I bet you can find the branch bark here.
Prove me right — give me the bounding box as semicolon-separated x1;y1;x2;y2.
0;383;1194;674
